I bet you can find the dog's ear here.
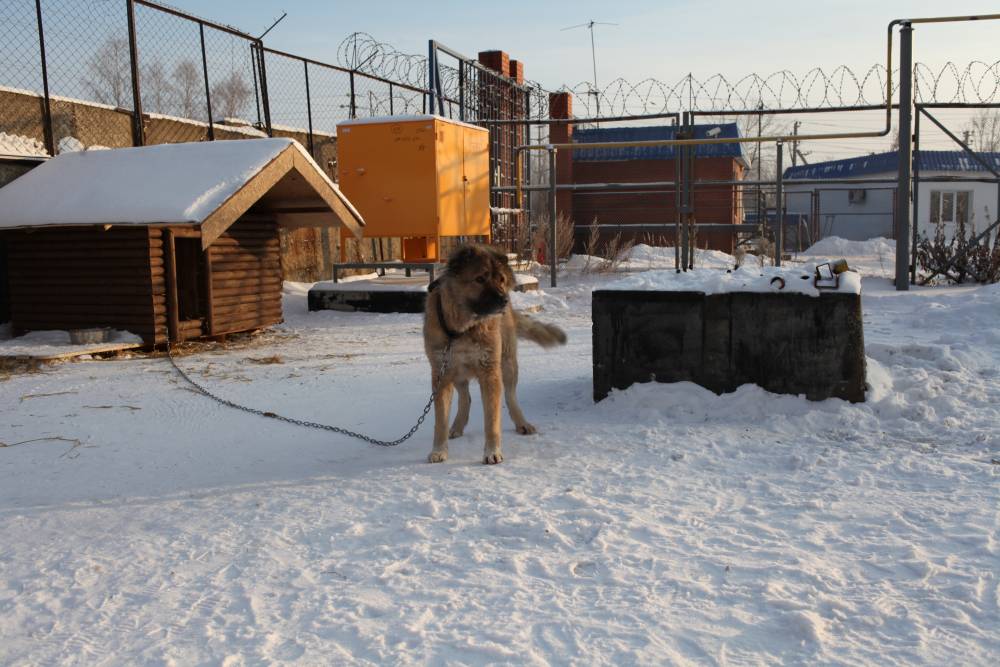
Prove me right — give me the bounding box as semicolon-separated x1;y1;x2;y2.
447;245;480;275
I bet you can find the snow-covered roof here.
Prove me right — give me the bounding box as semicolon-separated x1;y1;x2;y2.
337;114;486;133
783;149;1000;180
0;138;364;246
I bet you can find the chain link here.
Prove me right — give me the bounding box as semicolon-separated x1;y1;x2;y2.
165;340;452;447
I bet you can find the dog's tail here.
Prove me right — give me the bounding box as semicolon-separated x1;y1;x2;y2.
514;311;567;348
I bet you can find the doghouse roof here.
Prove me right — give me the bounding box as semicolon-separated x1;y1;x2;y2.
0;138;365;249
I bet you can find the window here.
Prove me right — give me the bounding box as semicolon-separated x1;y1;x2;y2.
930;190;971;224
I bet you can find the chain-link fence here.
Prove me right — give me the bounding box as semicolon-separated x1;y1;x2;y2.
0;0;516;163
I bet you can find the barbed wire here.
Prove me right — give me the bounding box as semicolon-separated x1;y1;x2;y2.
557;61;1000;117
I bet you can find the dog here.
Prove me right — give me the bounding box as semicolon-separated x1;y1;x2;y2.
423;244;566;464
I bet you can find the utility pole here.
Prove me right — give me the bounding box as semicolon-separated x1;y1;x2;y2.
962;129;973;147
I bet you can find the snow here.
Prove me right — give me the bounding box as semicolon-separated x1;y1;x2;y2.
604;263;862;295
0;131;48;158
2;245;999;665
0;138;359;230
338;114;486;133
804;236;896;259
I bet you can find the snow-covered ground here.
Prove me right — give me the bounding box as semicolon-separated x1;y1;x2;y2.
2;242;999;665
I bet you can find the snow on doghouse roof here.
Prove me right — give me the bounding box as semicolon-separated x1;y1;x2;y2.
0;138;364;247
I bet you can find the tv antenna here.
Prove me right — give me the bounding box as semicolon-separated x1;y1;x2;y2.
561;19;617;118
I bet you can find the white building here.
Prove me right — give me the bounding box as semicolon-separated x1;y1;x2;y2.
783;150;1000;242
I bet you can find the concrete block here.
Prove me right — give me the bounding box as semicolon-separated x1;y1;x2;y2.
593;290;866;403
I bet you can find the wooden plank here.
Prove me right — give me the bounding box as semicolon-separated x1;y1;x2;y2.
212;314;283;335
0;340;146;361
203;246;215;337
7;281;157;296
212;302;281;318
201;149;294;250
212;292;281;307
210;268;282;282
210;277;282;291
164;229;179;343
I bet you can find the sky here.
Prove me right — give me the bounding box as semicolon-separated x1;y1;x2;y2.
161;1;1000;160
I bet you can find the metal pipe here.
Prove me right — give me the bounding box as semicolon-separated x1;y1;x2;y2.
895;22;912;291
126;0;145;146
775;140;784;267
199;22;214;141
481;111;681;126
674;122;682;272
34;0;55;156
548;147;558;287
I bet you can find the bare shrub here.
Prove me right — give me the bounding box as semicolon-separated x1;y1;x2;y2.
599;231;637;273
733;246;747;268
532;213;576;263
917;217;1000;284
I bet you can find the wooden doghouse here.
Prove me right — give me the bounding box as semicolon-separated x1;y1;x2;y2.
0;139;364;344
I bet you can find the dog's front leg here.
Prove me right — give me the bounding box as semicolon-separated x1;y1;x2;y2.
429;380;454;463
480;369;503;464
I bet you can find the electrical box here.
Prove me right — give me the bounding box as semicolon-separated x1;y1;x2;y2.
848;188;867;204
336;115;491;261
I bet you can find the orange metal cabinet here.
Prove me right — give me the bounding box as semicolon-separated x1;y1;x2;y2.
337;115;491;260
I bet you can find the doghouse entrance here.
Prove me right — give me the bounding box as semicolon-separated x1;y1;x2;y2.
174;238;207;335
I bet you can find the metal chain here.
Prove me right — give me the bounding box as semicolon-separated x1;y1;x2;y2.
164;340;452;447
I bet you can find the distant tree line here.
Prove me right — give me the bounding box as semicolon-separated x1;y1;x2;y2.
84;37;253;122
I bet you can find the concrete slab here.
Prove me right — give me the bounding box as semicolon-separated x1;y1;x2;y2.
308;273;539;313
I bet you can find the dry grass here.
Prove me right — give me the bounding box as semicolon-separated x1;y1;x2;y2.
532;213;576;263
598;231;637;273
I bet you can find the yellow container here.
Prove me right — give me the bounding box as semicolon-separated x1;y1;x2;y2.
336;115;490;260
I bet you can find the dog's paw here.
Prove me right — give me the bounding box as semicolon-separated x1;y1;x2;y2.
428;451;448;463
448;426;464;439
515;422;537;435
483;452;504;465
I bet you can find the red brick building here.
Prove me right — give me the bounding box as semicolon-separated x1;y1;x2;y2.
550;96;747;253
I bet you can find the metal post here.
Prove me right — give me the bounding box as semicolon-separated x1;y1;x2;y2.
680;113;690;271
426;41;436;115
304;60;315;156
389;82;394;115
250;43;262;127
458;61;465;121
674;123;682;272
256;41;273;136
34;0;55;155
199;23;214;140
911;107;921;283
548;147;558;288
125;0;145;146
349;71;357;119
895;22;913;291
775;140;784;267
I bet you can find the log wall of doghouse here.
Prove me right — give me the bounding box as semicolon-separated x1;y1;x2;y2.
3;226;162;341
592;290;866;403
2;215;283;345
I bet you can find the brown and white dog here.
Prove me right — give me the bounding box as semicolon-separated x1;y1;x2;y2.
423;244;566;464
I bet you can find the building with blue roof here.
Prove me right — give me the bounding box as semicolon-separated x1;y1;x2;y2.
782;150;1000;242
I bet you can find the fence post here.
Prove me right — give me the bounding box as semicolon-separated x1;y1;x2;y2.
250;43;262;128
304;60;315;156
911;106;921;284
895;22;913;291
389;82;394;115
256;41;273;136
33;0;55;155
775;140;784;267
548;146;558;288
349;71;357;119
125;0;145;146
199;22;214;140
458;61;465;121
